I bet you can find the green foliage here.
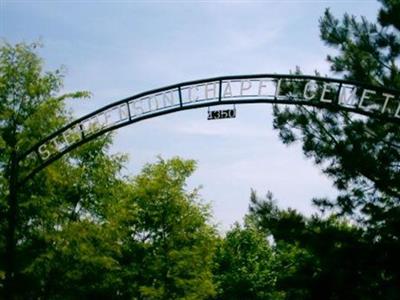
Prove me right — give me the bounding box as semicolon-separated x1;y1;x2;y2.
221;2;400;298
212;219;282;300
21;157;217;299
117;158;217;300
248;190;399;300
2;1;399;298
0;41;94;297
273;2;400;225
0;42;218;299
378;0;400;31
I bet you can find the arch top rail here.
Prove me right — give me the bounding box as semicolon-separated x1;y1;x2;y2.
18;74;400;184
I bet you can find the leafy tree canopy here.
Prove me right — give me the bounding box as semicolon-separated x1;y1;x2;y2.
0;42;217;299
273;0;400;225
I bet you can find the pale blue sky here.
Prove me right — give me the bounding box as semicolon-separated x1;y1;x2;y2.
1;0;379;231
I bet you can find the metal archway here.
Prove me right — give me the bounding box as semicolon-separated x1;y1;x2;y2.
17;73;400;184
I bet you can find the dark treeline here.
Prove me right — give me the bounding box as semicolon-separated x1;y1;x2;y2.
1;0;399;299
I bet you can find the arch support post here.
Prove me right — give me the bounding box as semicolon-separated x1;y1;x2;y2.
4;150;19;300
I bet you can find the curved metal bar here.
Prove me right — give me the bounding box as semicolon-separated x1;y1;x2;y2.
17;74;400;185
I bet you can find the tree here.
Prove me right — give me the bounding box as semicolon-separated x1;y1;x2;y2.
23;157;217;299
0;42;218;299
271;1;400;295
117;158;217;300
21;139;133;298
212;219;282;300
273;0;400;212
0;41;91;297
247;190;390;300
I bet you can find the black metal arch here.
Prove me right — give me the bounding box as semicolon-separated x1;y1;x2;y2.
18;74;400;184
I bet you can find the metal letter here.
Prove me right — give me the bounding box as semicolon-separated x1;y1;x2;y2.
104;109;113;125
303;80;317;100
223;81;232;98
118;103;129;121
395;101;400;118
162;91;175;107
38;144;51;161
258;80;268;96
358;89;376;109
205;82;217;99
240;80;252;96
188;85;200;102
381;93;395;113
339;86;358;106
62;127;79;147
133;100;144;116
275;79;282;98
320;83;334;103
149;96;160;111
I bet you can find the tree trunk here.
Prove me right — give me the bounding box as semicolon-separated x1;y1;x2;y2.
4;150;19;299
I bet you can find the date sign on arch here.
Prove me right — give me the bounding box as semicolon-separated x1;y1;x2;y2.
207;107;236;120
